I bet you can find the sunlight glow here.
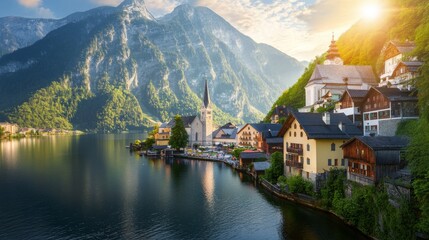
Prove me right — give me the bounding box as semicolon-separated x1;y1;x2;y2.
361;4;381;20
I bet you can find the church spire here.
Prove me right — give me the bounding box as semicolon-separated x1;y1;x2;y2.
326;33;341;60
203;79;211;108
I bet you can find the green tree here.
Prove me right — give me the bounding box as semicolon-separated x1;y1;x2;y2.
232;148;246;159
169;115;188;150
264;151;284;183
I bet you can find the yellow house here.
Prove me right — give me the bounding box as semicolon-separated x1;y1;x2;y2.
278;111;362;188
0;122;19;134
155;121;173;146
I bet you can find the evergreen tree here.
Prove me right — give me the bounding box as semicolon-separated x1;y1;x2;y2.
169;115;188;150
265;151;284;183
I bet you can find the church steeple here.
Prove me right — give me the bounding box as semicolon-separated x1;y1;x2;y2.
324;33;343;65
203;79;211;108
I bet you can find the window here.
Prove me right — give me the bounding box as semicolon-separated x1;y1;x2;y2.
289;131;291;137
300;132;303;137
294;123;297;129
307;144;310;151
306;172;309;179
294;132;296;137
341;159;345;166
195;132;198;141
328;159;332;166
334;159;338;166
307;158;310;165
331;143;336;151
286;142;288;148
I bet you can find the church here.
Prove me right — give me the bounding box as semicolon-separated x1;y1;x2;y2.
154;79;213;147
302;35;378;112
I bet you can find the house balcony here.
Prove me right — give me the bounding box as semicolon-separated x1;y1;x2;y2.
286;160;303;169
287;147;303;155
242;132;251;136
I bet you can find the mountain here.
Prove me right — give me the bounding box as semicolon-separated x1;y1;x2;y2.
0;0;305;131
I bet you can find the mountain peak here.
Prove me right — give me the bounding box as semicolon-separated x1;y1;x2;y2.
118;0;154;20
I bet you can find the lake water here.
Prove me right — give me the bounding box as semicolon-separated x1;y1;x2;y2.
0;134;368;239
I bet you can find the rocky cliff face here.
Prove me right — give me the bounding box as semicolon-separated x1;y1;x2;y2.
0;0;304;130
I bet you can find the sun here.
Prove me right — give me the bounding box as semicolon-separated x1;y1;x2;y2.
361;4;381;20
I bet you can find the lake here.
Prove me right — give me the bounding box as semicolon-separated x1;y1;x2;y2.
0;134;368;239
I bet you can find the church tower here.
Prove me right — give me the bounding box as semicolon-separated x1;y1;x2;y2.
324;33;344;65
201;79;213;146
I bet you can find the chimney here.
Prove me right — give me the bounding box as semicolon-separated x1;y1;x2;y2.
322;112;330;125
338;121;345;132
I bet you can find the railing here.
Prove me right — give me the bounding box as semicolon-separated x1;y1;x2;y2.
286;160;303;168
348;167;374;178
287;147;303;155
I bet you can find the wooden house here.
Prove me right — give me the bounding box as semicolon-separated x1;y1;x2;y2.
239;151;268;168
341;136;409;185
270;105;293;123
335;89;368;126
252;161;271;178
362;87;418;136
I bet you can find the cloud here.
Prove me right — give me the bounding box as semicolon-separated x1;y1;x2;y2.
18;0;41;8
143;0;363;60
90;0;122;6
37;6;54;18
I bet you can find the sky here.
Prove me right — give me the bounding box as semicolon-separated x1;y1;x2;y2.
0;0;383;61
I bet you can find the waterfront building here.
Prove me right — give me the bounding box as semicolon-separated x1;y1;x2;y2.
334;89;369;127
361;87;418;136
256;128;283;155
0;122;19;134
236;123;281;148
378;41;421;89
212;122;238;146
239;151;268;168
341;136;409;185
278;111;361;189
302;35;377;112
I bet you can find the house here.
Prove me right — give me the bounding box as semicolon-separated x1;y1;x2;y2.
270;105;293;123
303;36;377;110
362;87;418;136
257;128;283;155
278;111;362;189
239;151;268;168
252;161;271;178
379;41;420;89
236;123;281;148
155;121;173;146
0;122;19;134
182;116;203;147
212;122;238;146
334;89;369;126
341;136;409;185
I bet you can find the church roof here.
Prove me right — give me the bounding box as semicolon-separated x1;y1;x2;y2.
203;79;211;108
307;65;377;87
326;34;341;60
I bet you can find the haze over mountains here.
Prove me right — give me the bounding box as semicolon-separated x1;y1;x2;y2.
0;0;305;131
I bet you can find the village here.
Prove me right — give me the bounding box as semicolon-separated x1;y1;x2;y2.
144;36;418;197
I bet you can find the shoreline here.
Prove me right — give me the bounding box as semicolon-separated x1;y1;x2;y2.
171;153;373;240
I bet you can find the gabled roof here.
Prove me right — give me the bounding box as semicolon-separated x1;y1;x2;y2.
371;87;417;101
307;65;377;87
240;151;268;160
339;89;369;104
250;123;282;133
181;116;198;128
341;136;409;151
278;111;362;139
393;61;423;74
253;161;271;171
220;122;236;129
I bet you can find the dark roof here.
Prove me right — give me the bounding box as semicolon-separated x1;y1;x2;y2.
266;137;283;144
373;87;417;101
347;89;369;99
394;61;423;73
341;136;409;151
250;123;282;133
389;41;415;54
212;127;238;140
253;161;271;171
240;152;268;160
278;111;362;139
181;116;198;127
272;106;294;118
203;79;211;108
220;122;236;129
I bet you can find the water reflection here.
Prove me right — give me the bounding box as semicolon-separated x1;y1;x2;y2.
0;134;369;240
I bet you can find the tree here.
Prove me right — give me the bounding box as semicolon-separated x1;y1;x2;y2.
169;115;188;150
264;151;284;183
